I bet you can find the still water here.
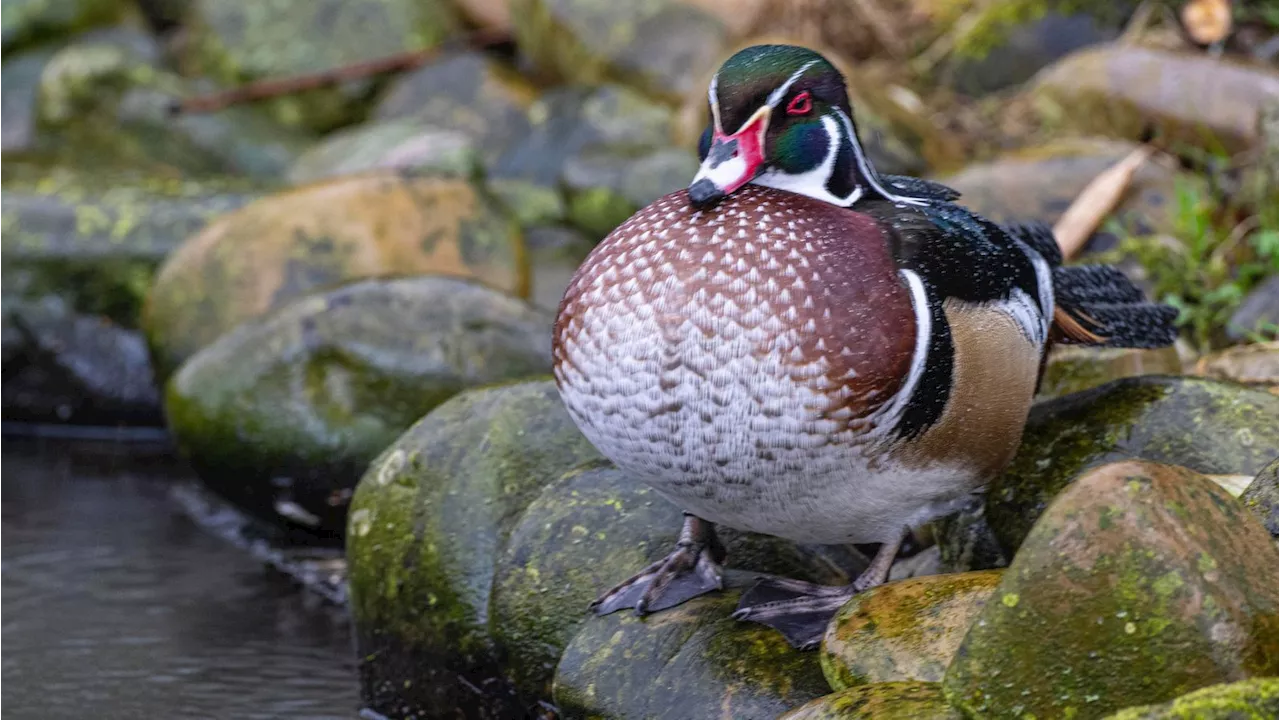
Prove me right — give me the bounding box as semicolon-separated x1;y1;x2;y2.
2;436;360;719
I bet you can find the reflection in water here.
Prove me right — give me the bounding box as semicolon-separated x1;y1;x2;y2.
2;437;359;719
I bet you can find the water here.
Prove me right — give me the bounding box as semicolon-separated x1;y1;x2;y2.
2;436;360;719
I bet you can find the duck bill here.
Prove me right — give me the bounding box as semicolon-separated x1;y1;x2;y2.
688;106;770;208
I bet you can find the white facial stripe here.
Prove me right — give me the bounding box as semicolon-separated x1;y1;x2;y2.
832;108;927;207
708;73;723;134
693;152;748;188
752;114;861;206
868;269;932;435
767;60;819;108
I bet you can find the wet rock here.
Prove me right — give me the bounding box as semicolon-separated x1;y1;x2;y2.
2;45;57;152
491;84;680;237
1032;45;1279;154
945;461;1279;718
986;376;1280;554
346;380;603;719
287;120;478;184
525;225;595;311
1;0;126;53
1227;275;1279;342
166;276;551;538
939;137;1188;238
1038;345;1184;399
554;579;831;720
1240;460;1279;539
821;572;1002;690
510;0;729;104
3;296;161;426
2;165;259;327
142;173;525;380
182;0;460;131
780;682;963;720
373;51;535;168
1101;677;1279;719
492;463;865;703
1193;342;1279;392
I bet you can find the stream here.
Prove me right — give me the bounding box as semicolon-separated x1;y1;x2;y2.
2;435;359;719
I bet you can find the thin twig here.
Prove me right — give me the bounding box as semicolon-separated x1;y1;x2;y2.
173;28;511;115
1053;146;1155;260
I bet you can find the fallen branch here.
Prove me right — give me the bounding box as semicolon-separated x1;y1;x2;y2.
173;28;511;115
1053;145;1155;260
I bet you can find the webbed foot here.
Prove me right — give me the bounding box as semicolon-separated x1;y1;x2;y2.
591;514;724;616
732;528;908;649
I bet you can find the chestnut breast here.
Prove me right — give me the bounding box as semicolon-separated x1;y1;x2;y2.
555;186;917;440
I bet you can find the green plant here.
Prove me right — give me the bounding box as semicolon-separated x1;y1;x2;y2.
1100;177;1278;353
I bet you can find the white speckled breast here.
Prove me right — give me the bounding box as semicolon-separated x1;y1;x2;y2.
553;187;973;544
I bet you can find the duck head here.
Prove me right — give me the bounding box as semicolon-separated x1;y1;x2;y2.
689;44;918;209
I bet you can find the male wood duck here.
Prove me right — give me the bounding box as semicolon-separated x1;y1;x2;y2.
553;44;1177;649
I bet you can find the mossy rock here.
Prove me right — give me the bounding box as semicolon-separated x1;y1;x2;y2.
142;172;526;380
509;0;729;105
492;463;867;705
2;44;58;152
930;499;1009;574
1038;345;1184;399
553;578;832;720
373;50;536;168
1240;460;1279;540
1;0;128;53
563;147;698;237
167;276;552;538
945;461;1280;718
1;165;260;327
3;295;161;426
779;682;963;720
287;120;478;184
821;572;1002;691
1193;342;1279;392
939;137;1190;237
182;0;460;131
1101;677;1280;719
1031;45;1278;154
346;380;603;719
986;376;1280;555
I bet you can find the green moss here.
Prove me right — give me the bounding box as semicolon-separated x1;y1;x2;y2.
566;186;636;238
987;376;1280;555
346;380;603;717
1102;677;1279;719
554;582;831;719
951;0;1166;59
781;682;963;720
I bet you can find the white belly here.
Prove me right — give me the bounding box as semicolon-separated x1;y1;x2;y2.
554;292;975;544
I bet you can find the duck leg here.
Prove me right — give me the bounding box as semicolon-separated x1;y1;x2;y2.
732;527;908;650
591;514;725;616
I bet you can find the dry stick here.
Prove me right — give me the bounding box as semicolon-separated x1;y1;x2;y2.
1053;145;1155;261
174;28;511;115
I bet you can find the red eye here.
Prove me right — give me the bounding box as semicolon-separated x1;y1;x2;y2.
786;91;812;115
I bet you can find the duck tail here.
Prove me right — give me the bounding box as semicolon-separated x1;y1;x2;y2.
1051;265;1179;348
1002;221;1178;349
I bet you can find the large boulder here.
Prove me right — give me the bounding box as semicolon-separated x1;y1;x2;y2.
945;461;1279;718
347;381;604;719
509;0;729;104
554;580;832;719
1031;45;1279;154
286;121;478;184
820;572;1002;690
780;682;963;720
181;0;460;131
1101;677;1279;720
142;173;525;380
986;376;1279;554
493;463;865;704
166;276;551;538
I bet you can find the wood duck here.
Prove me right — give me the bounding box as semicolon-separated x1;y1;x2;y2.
552;44;1177;649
